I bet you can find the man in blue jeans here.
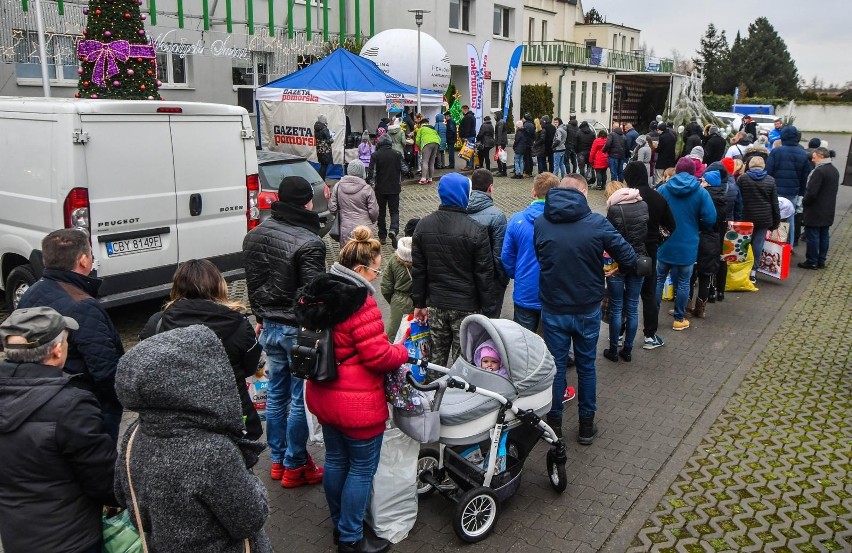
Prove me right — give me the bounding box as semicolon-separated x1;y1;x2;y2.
243;176;326;487
655;158;717;331
534;174;637;444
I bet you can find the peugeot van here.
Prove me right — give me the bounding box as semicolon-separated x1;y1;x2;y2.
0;97;259;310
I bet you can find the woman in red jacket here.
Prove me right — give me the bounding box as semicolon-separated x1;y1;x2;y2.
589;129;610;190
300;226;408;553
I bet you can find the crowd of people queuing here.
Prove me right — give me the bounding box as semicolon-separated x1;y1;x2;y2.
0;101;841;553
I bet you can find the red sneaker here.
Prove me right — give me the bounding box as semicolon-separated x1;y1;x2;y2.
563;386;576;403
281;455;324;488
270;462;284;481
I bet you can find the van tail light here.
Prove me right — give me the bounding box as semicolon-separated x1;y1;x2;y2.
64;188;91;233
246;174;260;230
258;190;278;210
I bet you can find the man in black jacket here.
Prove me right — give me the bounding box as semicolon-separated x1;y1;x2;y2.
565;118;580;173
576;120;596;177
603;126;627;182
703;126;726;165
542;115;557;173
243;176;326;487
523;113;536;176
534;174;637;444
494;111;508;176
459;105;477;169
370;134;403;246
0;307;117;553
18;229;124;441
798;147;840;269
655;123;677;181
445;111;457;169
412;172;495;368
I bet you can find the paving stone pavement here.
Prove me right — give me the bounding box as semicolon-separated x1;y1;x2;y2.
622;212;852;552
259;177;852;553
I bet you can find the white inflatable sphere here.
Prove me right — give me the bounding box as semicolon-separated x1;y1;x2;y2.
360;29;450;93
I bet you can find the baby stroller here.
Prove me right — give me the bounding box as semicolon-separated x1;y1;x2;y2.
402;142;417;178
407;315;567;543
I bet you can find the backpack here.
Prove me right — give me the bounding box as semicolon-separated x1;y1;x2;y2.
291;326;339;382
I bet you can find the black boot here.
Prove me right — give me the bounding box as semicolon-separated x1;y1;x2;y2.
578;415;598;445
338;531;390;553
602;346;618;362
707;284;716;303
546;414;563;439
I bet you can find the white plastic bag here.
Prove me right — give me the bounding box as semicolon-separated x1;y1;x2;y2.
366;426;419;543
305;389;324;445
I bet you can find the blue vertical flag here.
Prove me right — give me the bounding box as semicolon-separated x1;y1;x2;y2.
502;45;523;122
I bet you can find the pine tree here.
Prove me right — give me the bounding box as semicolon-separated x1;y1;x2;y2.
721;31;746;96
76;0;161;99
694;23;730;94
737;17;800;98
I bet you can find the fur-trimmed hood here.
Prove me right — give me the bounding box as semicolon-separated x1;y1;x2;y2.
294;273;369;329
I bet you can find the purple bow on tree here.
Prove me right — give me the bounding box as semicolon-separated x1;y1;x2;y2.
77;40;156;87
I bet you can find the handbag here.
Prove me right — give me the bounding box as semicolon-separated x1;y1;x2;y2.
721;221;754;262
291;327;339;382
584;163;596;185
329;185;341;241
493;146;502;162
616;206;654;277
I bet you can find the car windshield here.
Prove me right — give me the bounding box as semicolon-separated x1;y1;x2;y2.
259;161;323;190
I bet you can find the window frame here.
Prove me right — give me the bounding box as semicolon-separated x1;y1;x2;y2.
591;82;597;113
13;30;79;86
541;20;547;42
493;5;511;39
156;50;190;88
581;81;587;112
450;0;472;32
570;80;576;111
490;80;505;111
233;52;273;114
528;17;535;42
601;84;607;112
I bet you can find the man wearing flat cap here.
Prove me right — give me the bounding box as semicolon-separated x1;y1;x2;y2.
243;175;326;487
0;307;117;553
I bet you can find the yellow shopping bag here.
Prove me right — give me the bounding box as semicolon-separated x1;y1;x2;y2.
661;274;674;301
726;245;758;292
458;141;475;161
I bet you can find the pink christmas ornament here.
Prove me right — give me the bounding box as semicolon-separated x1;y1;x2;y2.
113;80;121;86
126;69;134;76
104;31;112;38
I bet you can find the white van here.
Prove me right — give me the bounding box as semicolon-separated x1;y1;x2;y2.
0;97;259;310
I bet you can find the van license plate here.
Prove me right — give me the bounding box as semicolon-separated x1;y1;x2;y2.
106;236;163;257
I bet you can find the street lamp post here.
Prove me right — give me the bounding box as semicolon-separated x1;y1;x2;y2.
408;9;430;115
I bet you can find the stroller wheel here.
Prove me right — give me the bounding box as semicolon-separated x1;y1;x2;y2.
453;486;499;543
416;448;441;496
546;449;568;493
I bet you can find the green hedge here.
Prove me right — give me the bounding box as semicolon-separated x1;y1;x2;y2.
703;94;788;111
520;84;554;123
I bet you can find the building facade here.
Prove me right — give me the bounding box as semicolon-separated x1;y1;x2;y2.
520;0;670;126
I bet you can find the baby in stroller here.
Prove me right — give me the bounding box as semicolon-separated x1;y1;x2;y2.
409;315;568;543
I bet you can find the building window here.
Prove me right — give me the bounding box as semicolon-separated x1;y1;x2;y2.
450;0;471;32
601;83;607;112
541;20;547;42
622;36;626;51
630;37;635;52
528;17;534;41
612;35;617;50
491;80;504;110
493;6;511;38
570;80;576;111
591;82;597;112
581;81;587;112
233;52;272;113
156;51;188;86
14;31;78;83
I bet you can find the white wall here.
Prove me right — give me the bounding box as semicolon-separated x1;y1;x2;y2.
776;102;852;133
522;66;612;124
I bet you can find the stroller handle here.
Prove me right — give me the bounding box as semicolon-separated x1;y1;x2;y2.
405;371;445;392
407;357;450;374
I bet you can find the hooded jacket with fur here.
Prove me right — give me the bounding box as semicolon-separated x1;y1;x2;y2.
301;270;408;439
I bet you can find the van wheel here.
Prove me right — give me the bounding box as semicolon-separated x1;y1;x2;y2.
5;265;37;311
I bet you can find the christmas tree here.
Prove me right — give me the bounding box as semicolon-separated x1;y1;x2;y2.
76;0;161;99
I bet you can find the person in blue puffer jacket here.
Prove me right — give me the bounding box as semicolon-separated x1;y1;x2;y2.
501;172;559;332
766;126;810;247
655;158;717;332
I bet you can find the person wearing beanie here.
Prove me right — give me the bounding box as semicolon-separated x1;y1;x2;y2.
512;120;530;178
522;114;536;176
474;339;509;378
706;160;740;301
434;113;448;169
703;126;726;165
766;125;811;248
412;173;495;368
603;124;627;182
114;326;272;553
381;236;414;339
329;159;378;246
685;169;728;318
370;133;403;246
358;131;374;178
633;135;653;184
737;155;780;282
681;125;703;160
688;145;706;175
243;174;327;486
314;114;334;180
475;115;496;171
799;147;840;269
655;156;717;331
493;111;509;176
623;161;675;350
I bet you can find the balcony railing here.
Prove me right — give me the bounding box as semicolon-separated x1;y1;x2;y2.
523;41;673;73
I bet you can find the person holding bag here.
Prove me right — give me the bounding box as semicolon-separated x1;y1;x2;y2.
301;227;409;553
381;236;414;340
114;325;272;553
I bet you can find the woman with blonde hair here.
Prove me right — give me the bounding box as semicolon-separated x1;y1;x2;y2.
532;118;547;174
140;258;263;439
299;226;408;553
602;179;649;362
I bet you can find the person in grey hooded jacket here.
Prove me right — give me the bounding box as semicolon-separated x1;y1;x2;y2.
469;169;509;317
329;159;379;245
114;325;272;553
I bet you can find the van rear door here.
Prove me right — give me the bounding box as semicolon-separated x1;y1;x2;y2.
169;113;250;267
80;114;179;277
